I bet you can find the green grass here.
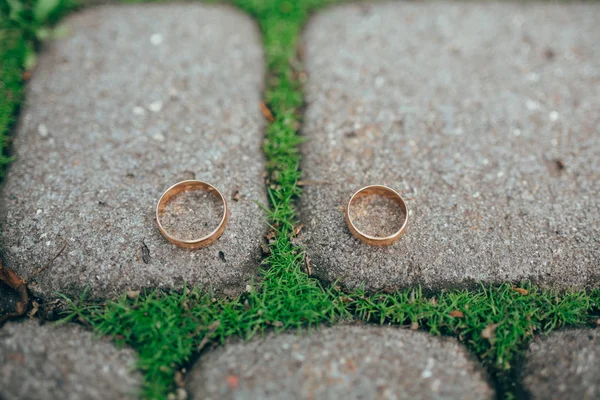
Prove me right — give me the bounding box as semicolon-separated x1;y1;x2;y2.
61;283;600;399
0;0;76;176
2;0;600;399
0;16;25;176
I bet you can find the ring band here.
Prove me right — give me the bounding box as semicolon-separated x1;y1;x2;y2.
156;180;229;249
344;185;408;246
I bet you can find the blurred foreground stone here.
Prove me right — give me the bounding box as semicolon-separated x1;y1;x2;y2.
0;320;140;400
187;325;494;400
522;329;600;400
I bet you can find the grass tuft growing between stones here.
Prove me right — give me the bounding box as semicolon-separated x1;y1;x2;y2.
2;0;600;399
0;19;25;176
61;283;600;399
0;0;77;177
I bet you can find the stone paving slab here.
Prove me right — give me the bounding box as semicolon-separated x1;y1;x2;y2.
0;4;266;300
186;324;494;399
0;320;140;400
299;3;600;291
521;329;600;399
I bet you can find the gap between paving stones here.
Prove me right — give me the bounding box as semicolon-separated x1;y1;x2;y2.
1;1;600;400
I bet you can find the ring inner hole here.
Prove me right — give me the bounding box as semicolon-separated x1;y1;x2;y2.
350;192;406;238
160;189;224;241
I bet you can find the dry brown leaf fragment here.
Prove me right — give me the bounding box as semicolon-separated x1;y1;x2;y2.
410;321;419;330
513;287;528;295
231;190;240;202
293;224;304;236
197;320;221;350
481;323;499;342
305;256;312;276
197;336;210;351
28;301;40;319
207;320;221;331
174;371;185;388
259;102;274;122
449;310;464;318
0;260;29;324
0;263;26;291
126;290;140;300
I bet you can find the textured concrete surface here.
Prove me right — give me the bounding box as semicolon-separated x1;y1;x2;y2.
522;329;600;400
300;3;600;291
187;324;494;400
0;4;266;300
0;320;140;400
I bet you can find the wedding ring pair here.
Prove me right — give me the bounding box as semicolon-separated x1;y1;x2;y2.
156;181;408;249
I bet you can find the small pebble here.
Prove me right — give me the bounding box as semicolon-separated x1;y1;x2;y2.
152;132;166;142
38;124;49;137
549;111;560;122
133;106;145;116
149;101;163;113
150;33;163;46
526;99;540;110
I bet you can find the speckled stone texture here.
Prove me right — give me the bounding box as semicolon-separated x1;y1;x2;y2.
521;329;600;400
0;320;140;400
186;325;494;400
0;4;266;300
299;3;600;291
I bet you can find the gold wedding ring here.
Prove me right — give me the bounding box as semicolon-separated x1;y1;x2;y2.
345;185;408;246
156;180;228;249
